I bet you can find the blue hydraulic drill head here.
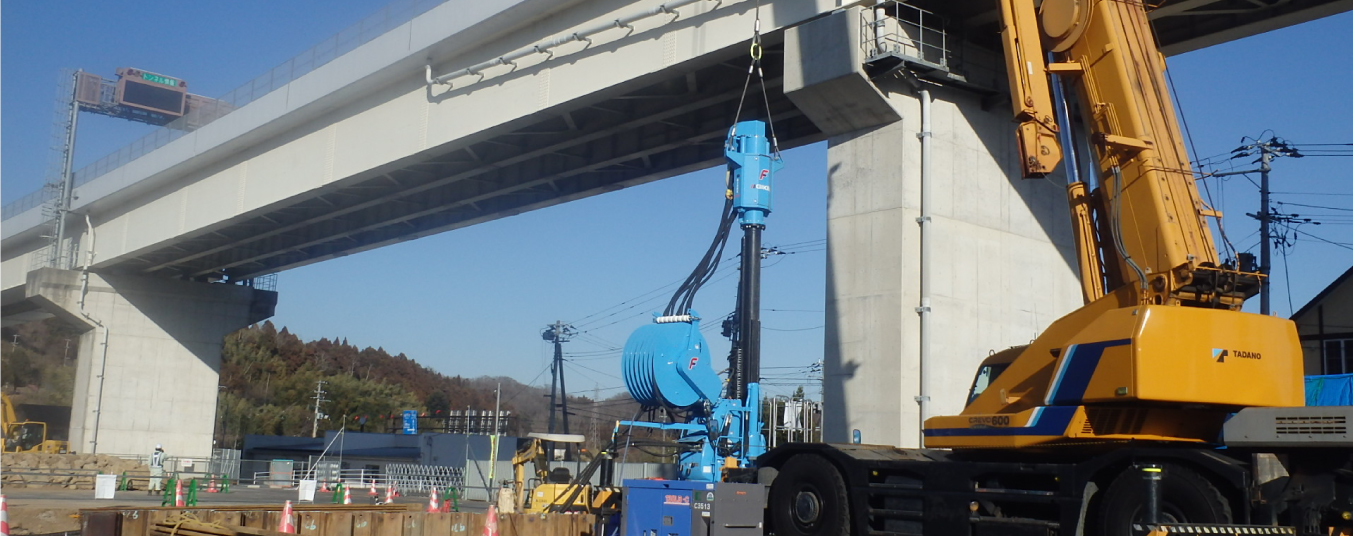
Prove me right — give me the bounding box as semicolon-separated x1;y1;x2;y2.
725;120;783;227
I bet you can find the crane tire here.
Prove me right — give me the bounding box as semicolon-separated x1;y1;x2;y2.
768;454;850;536
1094;463;1232;536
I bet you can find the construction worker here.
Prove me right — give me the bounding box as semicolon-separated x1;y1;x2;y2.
149;444;166;494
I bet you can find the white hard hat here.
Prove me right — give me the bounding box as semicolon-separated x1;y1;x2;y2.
155;444;162;449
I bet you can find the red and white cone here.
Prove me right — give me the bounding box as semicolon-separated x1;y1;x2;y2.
277;500;296;534
2;494;12;536
482;505;498;536
174;479;185;507
384;485;395;504
368;481;378;497
207;476;218;493
319;480;329;493
343;486;352;505
425;489;440;513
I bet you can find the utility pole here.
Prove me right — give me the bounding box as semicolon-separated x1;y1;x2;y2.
311;380;327;438
542;321;575;460
488;382;501;487
1214;136;1303;315
51;70;82;270
542;321;575;435
1258;145;1273;315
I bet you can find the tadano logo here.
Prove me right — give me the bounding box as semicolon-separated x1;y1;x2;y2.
1213;348;1262;362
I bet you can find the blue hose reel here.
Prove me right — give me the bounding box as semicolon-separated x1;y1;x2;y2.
622;314;723;409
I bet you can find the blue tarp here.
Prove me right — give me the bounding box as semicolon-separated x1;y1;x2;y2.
1305;374;1353;406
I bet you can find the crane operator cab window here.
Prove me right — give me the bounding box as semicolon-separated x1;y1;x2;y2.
966;363;1010;407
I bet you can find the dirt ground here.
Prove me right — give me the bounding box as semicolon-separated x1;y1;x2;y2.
1;486;487;535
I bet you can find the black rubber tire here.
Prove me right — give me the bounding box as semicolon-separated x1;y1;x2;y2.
768;454;851;536
1094;463;1232;536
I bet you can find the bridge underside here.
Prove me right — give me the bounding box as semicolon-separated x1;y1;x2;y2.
21;0;1348;284
119;41;821;282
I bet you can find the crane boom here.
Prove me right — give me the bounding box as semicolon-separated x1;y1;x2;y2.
1002;0;1248;308
921;0;1302;448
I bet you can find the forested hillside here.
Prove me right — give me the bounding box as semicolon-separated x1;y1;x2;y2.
2;318;636;452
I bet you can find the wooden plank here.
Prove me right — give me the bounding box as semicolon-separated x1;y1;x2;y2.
403;513;424;536
352;512;376;536
83;511;122;536
447;513;472;536
328;512;355;536
121;509;149;536
203;511;242;526
497;513;522;536
262;511;282;533
239;511;265;529
146;510;174;530
297;511;327;536
375;512;405;536
424;513;450;536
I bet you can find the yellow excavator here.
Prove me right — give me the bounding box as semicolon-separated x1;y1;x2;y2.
507;433;594;513
2;392;68;454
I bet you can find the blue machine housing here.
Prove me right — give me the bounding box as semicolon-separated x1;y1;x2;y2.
622;314;722;409
726;120;782;227
620;313;766;481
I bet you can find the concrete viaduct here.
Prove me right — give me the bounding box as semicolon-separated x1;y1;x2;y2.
2;0;1348;457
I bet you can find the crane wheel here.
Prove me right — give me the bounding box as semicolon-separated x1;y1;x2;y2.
768;454;850;536
1094;463;1232;536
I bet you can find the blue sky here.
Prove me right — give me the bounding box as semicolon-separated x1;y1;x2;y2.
4;2;1350;400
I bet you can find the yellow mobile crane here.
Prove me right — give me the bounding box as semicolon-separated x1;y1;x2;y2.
756;0;1351;535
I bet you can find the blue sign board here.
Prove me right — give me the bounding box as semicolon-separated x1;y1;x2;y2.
402;410;418;435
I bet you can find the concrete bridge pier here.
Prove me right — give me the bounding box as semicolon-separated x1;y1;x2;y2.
25;268;276;457
786;7;1083;447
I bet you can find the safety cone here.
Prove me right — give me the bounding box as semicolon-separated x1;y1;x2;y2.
384;485;395;504
393;483;400;498
482;505;498;536
426;488;440;513
208;475;218;493
173;479;185;507
343;486;352;505
368;481;378;497
2;494;12;536
277;500;296;534
319;480;329;493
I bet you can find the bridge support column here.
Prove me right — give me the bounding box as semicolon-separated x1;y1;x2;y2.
25;268;276;458
786;7;1082;448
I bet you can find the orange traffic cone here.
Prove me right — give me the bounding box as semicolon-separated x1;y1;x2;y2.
426;489;440;513
2;494;12;536
368;481;378;497
319;480;329;493
174;479;185;507
482;505;498;536
384;485;395;504
277;500;296;534
343;486;352;505
207;475;218;493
